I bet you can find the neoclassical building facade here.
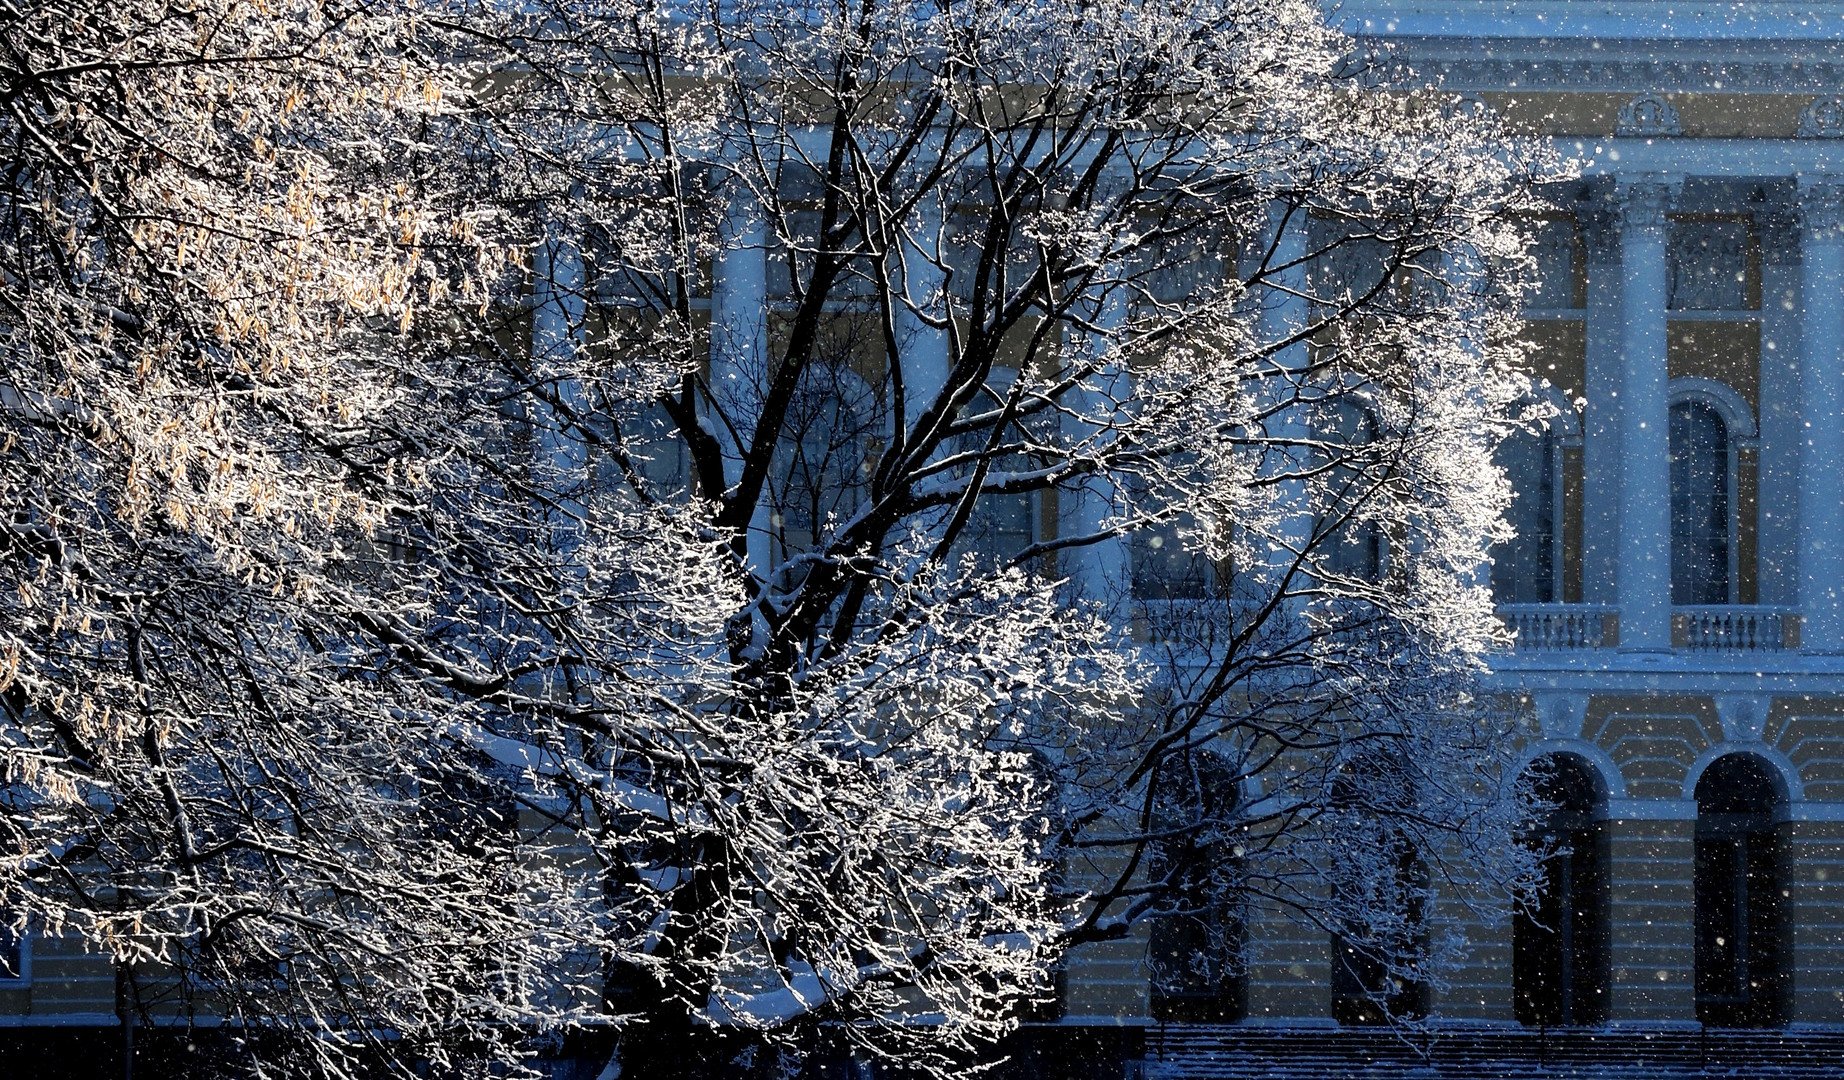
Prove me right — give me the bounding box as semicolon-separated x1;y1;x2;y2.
8;8;1844;1080
1042;5;1844;1075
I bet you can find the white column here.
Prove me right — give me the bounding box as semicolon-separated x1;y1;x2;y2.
1255;207;1312;596
710;184;772;570
1613;176;1678;651
1581;205;1624;607
1060;297;1130;604
896;191;952;446
531;215;590;552
1798;178;1844;652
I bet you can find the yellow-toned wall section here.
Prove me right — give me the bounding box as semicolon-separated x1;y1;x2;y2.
1515;319;1586;403
1669;322;1760;413
1479;92;1815;139
1738;449;1760;604
0;934;117;1020
1563;446;1585;604
1244;900;1331;1023
1431;887;1514;1023
1767;700;1844;802
1786;819;1844;1025
1584;696;1722;801
1063;929;1153;1021
1606;817;1697;1023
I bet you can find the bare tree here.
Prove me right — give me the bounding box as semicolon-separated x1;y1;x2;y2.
0;0;1560;1077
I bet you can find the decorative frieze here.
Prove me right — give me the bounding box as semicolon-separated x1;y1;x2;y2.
1580;201;1622;268
1617;93;1683;138
1667;219;1751;311
1798;96;1844;139
1404;55;1844;97
1757;203;1802;267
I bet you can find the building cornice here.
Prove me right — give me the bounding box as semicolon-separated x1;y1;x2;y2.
1335;19;1844;94
1335;2;1844;46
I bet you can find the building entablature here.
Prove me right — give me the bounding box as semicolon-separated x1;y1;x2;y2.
1336;2;1844;47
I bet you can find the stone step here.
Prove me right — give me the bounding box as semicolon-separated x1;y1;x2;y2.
1140;1026;1844;1080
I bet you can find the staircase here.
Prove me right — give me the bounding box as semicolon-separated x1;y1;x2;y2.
1141;1025;1844;1079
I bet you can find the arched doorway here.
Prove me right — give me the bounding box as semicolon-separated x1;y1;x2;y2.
1148;752;1248;1023
1326;759;1429;1025
1513;753;1610;1026
1694;754;1790;1027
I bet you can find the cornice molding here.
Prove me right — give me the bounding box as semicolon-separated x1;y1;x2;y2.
1337;2;1844;46
1383;52;1844;96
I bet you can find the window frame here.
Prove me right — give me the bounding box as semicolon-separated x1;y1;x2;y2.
1512;752;1611;1027
1692;753;1791;1028
1667;378;1757;607
1493;386;1582;606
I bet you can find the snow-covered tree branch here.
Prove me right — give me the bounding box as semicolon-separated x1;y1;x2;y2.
0;0;1562;1076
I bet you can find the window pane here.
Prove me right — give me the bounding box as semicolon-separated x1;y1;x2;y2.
1131;517;1213;600
1514;755;1609;1026
1492;426;1559;604
1316;398;1383;582
1695;755;1789;1027
1149;755;1247;1023
1670;400;1731;605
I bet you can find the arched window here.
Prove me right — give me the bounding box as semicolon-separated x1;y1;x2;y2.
949;416;1043;575
1131;511;1215;600
1016;751;1067;1024
1513;753;1610;1026
1314;396;1384;583
1491;395;1576;604
1694;754;1790;1027
1128;452;1216;601
1148;752;1248;1023
1669;399;1733;605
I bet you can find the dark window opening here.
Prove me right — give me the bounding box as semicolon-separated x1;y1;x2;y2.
1492;424;1562;605
1669;399;1732;606
1327;761;1429;1026
1695;754;1789;1028
1148;753;1248;1023
1329;853;1430;1026
0;924;22;982
1315;396;1385;584
1513;754;1610;1027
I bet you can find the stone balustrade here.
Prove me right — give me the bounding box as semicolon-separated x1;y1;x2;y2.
1673;605;1796;651
1496;604;1618;651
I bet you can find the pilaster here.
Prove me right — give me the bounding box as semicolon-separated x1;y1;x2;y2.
1060;287;1131;603
1758;200;1804;607
894;189;950;442
1253;205;1314;600
1786;817;1844;1024
710;183;773;570
531;213;591;551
